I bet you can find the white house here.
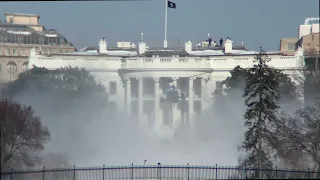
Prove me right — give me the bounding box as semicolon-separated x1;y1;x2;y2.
28;36;304;134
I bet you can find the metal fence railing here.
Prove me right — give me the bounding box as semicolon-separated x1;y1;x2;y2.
1;165;319;180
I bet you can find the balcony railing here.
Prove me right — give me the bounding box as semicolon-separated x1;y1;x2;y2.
120;58;211;70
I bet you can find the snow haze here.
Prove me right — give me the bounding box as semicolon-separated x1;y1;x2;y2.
10;77;248;168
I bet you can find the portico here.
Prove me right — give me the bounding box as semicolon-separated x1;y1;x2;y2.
122;75;210;129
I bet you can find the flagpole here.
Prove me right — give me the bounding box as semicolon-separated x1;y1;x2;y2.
164;0;168;49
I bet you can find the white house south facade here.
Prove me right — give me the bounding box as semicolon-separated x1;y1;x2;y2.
28;37;305;135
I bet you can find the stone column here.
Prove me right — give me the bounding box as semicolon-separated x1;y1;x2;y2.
137;78;144;123
200;77;206;113
125;77;131;115
171;77;179;128
117;78;125;112
188;77;195;127
154;77;160;126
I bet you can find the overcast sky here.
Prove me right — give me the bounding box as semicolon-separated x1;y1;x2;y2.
0;0;319;50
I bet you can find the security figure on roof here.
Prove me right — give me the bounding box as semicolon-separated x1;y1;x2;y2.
208;37;212;47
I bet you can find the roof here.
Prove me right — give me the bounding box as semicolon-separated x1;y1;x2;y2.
53;46;282;58
4;12;39;18
0;24;73;46
0;24;65;37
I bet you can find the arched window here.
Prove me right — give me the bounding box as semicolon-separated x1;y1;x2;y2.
22;62;28;71
7;61;17;73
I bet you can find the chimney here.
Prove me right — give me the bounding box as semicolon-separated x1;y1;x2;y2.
138;42;146;55
99;38;107;54
224;39;233;53
138;33;146;55
185;41;192;53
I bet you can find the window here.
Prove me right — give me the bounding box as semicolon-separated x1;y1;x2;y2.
6;49;10;56
22;62;28;71
288;43;295;51
44;37;48;45
23;36;27;44
109;81;117;95
12;49;17;56
7;62;17;72
9;76;15;81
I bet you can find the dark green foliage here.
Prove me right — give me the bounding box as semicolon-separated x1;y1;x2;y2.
221;65;249;97
239;51;283;178
214;65;297;104
4;66;108;111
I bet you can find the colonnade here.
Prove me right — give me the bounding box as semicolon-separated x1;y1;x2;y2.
123;76;208;128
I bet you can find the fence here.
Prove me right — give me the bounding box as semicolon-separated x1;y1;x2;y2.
1;165;319;180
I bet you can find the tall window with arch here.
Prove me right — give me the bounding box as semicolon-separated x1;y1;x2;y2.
22;62;28;72
7;61;17;73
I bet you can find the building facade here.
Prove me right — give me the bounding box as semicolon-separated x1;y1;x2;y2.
28;37;305;135
0;13;76;83
279;38;298;55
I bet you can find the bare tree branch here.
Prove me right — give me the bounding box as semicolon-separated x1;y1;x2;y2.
0;99;50;169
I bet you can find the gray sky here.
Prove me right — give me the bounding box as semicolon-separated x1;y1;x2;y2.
0;0;319;50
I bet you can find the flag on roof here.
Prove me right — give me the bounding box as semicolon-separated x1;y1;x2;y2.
168;1;176;9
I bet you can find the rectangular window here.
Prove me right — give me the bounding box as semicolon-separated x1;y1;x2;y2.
23;36;27;44
12;49;17;56
287;43;295;51
109;81;117;95
44;37;48;45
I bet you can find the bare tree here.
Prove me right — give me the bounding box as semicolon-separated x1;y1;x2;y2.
0;98;50;169
270;99;320;174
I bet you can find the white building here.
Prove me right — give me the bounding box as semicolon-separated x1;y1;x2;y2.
28;37;305;135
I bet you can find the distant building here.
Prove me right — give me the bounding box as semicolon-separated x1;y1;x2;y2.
279;17;319;55
295;17;320;104
0;12;76;83
279;38;298;55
